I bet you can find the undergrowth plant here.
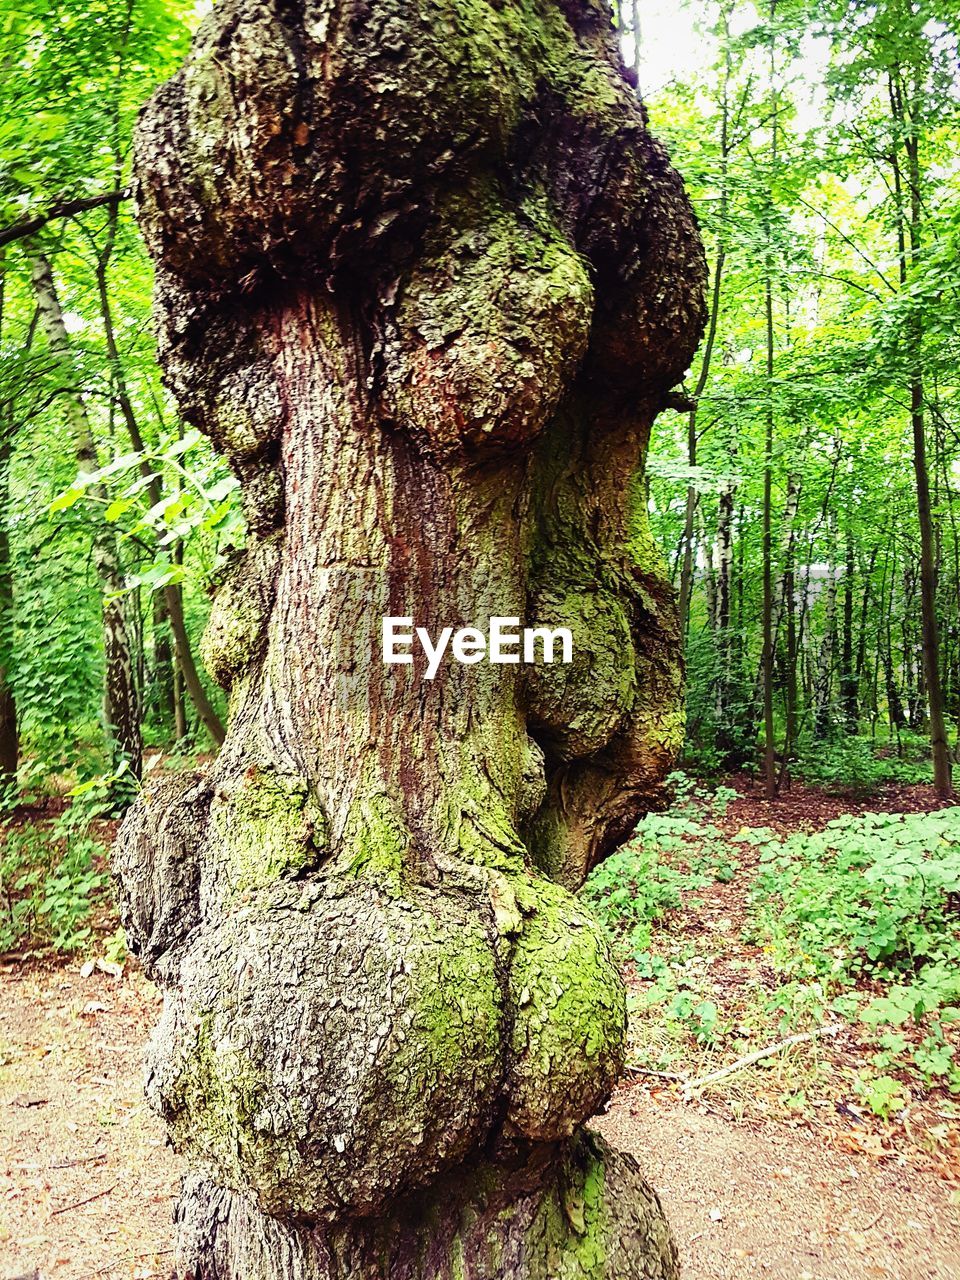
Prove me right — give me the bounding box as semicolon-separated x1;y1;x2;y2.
795;736;932;796
583;771;738;959
584;778;960;1112
0;818;109;955
745;808;960;1101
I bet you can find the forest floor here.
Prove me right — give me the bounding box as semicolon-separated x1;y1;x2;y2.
1;780;959;1279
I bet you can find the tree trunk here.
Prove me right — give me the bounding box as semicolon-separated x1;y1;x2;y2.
116;3;705;1277
153;592;177;736
30;250;141;777
840;525;858;734
94;226;226;748
761;0;779;799
0;260;18;784
815;543;838;741
714;479;735;758
0;441;17;783
889;68;952;795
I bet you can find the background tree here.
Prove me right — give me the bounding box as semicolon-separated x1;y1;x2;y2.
644;0;960;790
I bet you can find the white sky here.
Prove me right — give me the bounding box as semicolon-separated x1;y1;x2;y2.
628;0;830;137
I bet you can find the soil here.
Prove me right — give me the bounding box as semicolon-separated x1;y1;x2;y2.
598;1087;960;1280
0;964;176;1280
1;960;959;1280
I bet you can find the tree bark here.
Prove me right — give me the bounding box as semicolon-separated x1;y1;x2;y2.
761;0;779;799
889;67;952;795
814;536;838;741
714;479;735;758
152;591;177;735
840;524;858;734
117;3;705;1275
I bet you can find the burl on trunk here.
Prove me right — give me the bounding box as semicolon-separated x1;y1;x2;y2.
115;1;705;1275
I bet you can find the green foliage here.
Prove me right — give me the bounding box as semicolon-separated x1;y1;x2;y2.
748;807;960;1092
582;773;738;958
66;760;140;821
642;0;960;779
0;819;109;954
795;736;932;796
748;808;960;985
591;772;960;1102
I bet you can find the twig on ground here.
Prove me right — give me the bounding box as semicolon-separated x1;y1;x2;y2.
80;1248;173;1279
49;1152;106;1169
625;1065;686;1082
51;1181;117;1216
682;1023;844;1098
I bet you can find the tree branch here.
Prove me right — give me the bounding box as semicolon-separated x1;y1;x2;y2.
0;190;130;251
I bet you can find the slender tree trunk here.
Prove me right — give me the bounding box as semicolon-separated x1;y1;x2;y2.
840;524;858;733
761;0;779;799
889;69;952;795
855;544;878;728
0;259;18;783
678;52;731;634
815;543;838;741
153;593;176;735
677;411;698;633
762;303;776;793
117;4;706;1276
0;441;17;783
30;250;141;777
94;227;226;747
784;550;798;765
703;508;719;634
715;479;735;757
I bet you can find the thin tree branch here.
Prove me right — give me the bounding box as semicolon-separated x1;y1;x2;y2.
0;190;130;251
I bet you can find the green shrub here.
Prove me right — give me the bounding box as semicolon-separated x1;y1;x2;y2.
795;736;931;796
583;773;739;959
0;821;109;954
747;808;960;988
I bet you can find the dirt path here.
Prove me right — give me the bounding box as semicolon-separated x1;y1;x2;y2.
598;1088;960;1280
2;965;959;1279
0;965;178;1279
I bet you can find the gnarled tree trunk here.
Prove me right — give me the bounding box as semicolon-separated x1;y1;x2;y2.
116;2;705;1276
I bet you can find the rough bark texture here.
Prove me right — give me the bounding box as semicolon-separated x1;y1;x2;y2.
118;2;705;1275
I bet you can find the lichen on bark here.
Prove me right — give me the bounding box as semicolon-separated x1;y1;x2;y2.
118;1;706;1275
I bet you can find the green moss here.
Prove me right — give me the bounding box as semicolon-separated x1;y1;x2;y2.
451;1236;467;1280
200;534;281;687
449;0;626;134
505;875;626;1139
338;790;411;883
171;1007;273;1193
201;574;266;687
212;766;323;896
521;1137;610;1279
445;776;528;871
625;468;669;580
387;177;593;452
410;908;503;1073
525;586;637;759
